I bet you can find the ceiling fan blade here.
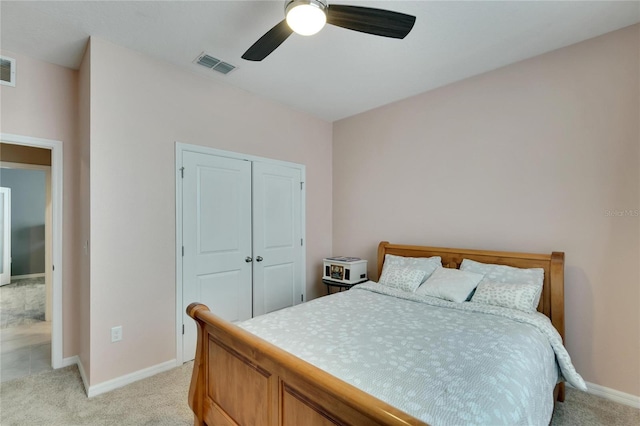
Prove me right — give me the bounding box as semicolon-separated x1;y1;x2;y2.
326;5;416;39
242;20;294;61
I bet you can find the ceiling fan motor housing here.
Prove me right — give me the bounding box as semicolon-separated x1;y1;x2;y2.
285;0;328;16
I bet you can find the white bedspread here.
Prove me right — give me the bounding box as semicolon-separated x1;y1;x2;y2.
239;282;586;426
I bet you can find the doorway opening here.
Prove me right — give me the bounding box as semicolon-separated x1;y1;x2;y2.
0;161;51;382
0;134;64;381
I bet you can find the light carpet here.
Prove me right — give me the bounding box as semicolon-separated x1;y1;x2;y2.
0;363;193;425
1;362;638;425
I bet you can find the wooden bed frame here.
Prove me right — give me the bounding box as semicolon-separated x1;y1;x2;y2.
187;241;566;426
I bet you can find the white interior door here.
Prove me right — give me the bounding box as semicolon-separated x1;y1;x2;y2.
182;152;252;361
252;162;303;316
0;187;11;286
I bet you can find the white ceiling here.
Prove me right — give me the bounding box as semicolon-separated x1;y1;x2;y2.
1;1;638;121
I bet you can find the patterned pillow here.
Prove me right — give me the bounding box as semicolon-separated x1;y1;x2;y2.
460;259;544;310
379;265;426;292
415;267;484;303
471;281;541;313
383;254;442;284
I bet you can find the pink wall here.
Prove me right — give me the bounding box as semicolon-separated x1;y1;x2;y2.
0;50;81;359
333;25;639;396
86;38;332;384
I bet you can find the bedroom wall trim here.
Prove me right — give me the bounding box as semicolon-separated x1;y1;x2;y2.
567;382;640;409
85;359;176;398
75;357;90;396
61;355;79;368
585;382;640;409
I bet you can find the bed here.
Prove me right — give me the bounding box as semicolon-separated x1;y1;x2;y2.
187;241;585;425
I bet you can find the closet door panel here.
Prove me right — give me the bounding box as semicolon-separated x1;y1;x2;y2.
263;262;296;313
252;162;303;316
198;270;245;322
182;152;252;362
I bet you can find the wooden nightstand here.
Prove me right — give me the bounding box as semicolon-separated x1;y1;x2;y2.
322;278;367;295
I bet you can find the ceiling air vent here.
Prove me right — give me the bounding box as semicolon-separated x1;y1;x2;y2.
0;56;16;87
194;53;236;75
213;62;236;75
196;54;220;69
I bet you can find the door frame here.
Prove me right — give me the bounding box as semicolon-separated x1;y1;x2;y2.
0;133;64;369
175;142;306;366
0;187;11;286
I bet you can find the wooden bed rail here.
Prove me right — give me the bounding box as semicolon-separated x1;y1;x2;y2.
187;303;429;426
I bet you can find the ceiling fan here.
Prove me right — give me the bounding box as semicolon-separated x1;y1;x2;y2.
241;0;416;61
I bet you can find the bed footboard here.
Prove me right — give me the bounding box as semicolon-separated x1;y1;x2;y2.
187;303;426;426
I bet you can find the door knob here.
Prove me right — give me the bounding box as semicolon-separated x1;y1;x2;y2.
256;256;263;262
245;256;253;263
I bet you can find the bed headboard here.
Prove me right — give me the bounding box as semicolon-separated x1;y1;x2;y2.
377;241;565;341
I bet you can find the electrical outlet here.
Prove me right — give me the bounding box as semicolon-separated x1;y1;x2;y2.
111;326;123;343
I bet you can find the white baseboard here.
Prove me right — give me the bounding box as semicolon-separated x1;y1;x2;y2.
76;358;90;396
86;359;176;398
10;273;45;280
585;381;640;409
568;381;640;409
60;355;79;368
55;356;177;398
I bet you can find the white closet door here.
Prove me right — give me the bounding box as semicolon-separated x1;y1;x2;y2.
252;162;303;316
182;152;252;361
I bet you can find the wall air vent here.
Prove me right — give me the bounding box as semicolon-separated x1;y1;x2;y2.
0;56;16;87
193;53;236;75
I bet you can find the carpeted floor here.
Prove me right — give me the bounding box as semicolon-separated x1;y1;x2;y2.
551;386;640;425
0;277;46;328
0;363;193;425
0;362;638;425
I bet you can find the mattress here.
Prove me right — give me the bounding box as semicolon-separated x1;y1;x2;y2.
239;281;585;426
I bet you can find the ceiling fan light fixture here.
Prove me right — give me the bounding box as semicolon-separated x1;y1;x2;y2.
285;0;327;36
242;1;416;61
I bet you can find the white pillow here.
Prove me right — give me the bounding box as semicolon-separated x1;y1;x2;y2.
460;259;544;310
383;254;442;284
415;267;484;302
471;281;541;313
379;265;426;292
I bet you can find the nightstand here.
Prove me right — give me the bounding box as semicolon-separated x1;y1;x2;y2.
323;278;367;295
